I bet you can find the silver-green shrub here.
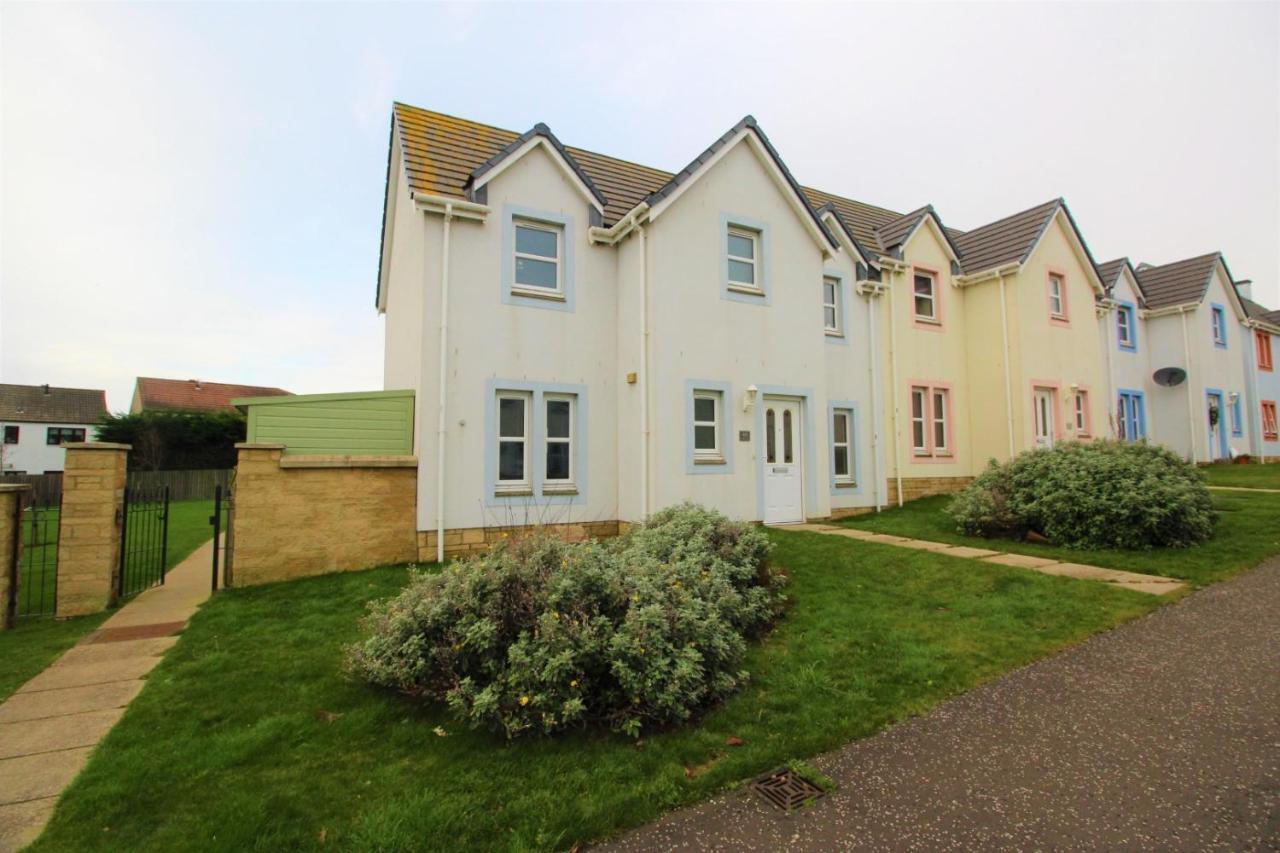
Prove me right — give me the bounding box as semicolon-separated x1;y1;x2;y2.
947;440;1215;549
346;503;783;738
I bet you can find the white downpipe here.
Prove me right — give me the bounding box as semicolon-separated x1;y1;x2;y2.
638;223;650;520
885;268;904;507
998;272;1015;459
866;286;882;511
1179;308;1197;463
1247;327;1266;464
435;203;453;563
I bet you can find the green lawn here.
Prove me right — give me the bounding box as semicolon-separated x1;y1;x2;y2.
31;530;1157;852
1201;462;1280;489
1;499;215;702
840;490;1280;587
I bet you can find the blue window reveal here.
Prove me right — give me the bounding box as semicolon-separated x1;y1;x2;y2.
1230;394;1243;437
1210;304;1228;348
1116;301;1137;352
1116;390;1145;441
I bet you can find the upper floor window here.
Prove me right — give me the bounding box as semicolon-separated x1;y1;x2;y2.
1047;272;1067;321
823;275;841;335
910;384;951;457
1211;305;1228;348
1257;331;1274;371
913;271;938;323
726;226;761;292
46;427;85;445
1116;303;1136;350
3;426;17;444
512;219;562;295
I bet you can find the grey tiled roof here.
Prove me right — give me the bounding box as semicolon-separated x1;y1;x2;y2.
1132;252;1223;309
1097;257;1145;307
0;384;107;424
951;199;1063;273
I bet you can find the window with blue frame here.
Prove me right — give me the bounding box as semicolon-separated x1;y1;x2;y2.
1116;391;1145;441
1230;394;1243;436
1210;304;1227;348
1116;302;1136;351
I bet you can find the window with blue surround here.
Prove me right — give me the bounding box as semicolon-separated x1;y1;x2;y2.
685;380;733;473
1230;394;1243;436
1116;390;1146;441
501;205;575;312
1210;304;1227;348
720;213;770;304
485;380;587;505
828;402;859;492
1116;301;1137;351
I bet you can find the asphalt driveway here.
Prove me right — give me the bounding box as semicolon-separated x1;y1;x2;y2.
601;558;1280;851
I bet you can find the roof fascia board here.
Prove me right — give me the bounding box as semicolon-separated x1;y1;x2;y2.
411;192;489;220
375;114;400;312
647;126;836;256
819;210;870;268
1212;257;1250;321
469;134;605;213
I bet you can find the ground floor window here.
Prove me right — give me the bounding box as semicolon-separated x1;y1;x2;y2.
1263;401;1278;441
491;385;583;499
1117;390;1145;440
831;407;855;486
909;384;951;457
1073;390;1090;436
496;392;532;493
1230;394;1243;437
3;425;17;444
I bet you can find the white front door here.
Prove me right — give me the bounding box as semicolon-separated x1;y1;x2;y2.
762;398;803;524
1033;388;1056;449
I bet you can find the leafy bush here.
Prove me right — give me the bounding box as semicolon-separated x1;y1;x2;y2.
947;440;1215;550
346;504;783;738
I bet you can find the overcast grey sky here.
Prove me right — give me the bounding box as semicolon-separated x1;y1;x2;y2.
2;1;1277;412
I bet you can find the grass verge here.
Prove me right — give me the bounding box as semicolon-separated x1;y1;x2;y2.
839;490;1280;587
32;529;1156;852
1201;462;1280;489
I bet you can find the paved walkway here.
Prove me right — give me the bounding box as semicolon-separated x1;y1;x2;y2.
601;557;1280;851
1208;485;1280;493
790;523;1186;595
0;540;213;852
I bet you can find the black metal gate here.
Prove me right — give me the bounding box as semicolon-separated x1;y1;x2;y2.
210;477;235;591
7;494;60;622
119;486;170;599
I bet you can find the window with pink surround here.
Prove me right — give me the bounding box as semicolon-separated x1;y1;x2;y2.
909;383;952;458
1046;270;1069;323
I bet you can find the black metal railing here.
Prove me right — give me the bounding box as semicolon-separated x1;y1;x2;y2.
210;480;235;592
9;496;60;621
119;486;170;599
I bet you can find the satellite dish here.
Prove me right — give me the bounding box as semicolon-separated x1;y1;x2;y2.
1153;367;1187;387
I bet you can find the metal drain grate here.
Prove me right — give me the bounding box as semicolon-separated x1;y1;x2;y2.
749;767;826;813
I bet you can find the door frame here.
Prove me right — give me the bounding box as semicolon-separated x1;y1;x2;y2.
753;386;816;522
1205;388;1228;460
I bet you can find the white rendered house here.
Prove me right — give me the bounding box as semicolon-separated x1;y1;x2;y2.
377;107;887;559
0;384;106;475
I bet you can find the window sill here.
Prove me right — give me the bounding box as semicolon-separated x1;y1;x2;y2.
824;330;844;338
833;480;858;489
511;287;566;302
726;284;765;297
541;484;578;496
693;455;726;466
913;316;941;326
494;486;534;497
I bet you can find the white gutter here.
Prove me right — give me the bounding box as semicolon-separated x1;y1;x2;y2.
435;203;454;562
997;270;1016;458
1178;306;1198;463
638;223;650;520
589;204;650;246
412;192;488;221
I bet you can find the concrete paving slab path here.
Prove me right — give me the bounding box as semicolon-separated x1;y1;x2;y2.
787;523;1186;596
599;557;1280;851
0;538;213;852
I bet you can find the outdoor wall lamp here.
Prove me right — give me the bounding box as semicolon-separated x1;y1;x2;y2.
743;385;758;412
